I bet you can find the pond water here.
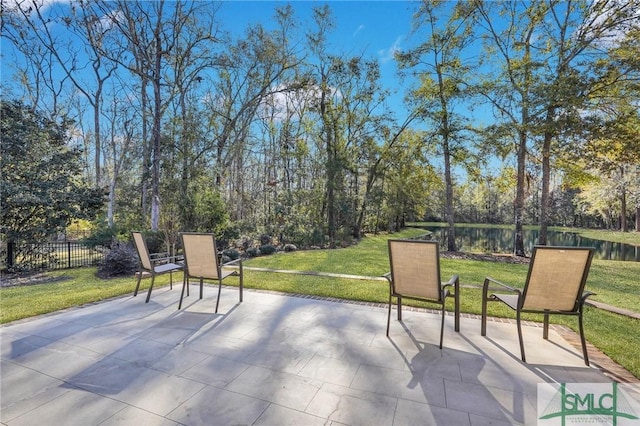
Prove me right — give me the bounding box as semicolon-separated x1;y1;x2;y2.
423;226;640;262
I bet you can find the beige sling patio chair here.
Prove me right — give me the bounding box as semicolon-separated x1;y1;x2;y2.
179;232;243;312
384;239;460;349
481;246;595;365
132;231;183;303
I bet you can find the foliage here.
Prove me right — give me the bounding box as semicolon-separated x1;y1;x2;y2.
83;222;120;249
97;242;138;278
0;100;104;270
144;231;168;255
2;2;639;244
246;247;260;257
222;248;240;260
259;244;277;255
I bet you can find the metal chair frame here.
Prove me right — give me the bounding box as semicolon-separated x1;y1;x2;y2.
385;239;460;349
481;246;595;365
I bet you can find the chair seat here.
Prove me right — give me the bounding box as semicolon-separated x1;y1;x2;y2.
494;294;518;310
154;262;183;274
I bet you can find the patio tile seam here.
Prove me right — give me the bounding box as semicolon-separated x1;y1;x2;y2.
240;287;640;384
2;285;636;384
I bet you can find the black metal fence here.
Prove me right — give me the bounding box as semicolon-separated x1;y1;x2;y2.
3;241;105;272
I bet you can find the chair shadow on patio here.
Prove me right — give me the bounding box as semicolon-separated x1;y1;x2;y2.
2;285;629;426
385;321;532;425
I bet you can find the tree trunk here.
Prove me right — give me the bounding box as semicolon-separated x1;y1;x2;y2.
514;130;527;256
539;116;554;246
618;166;627;232
444;143;456;252
150;5;164;232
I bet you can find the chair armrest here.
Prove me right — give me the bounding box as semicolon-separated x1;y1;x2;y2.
483;276;519;293
581;291;596;303
150;254;183;265
150;252;170;259
442;274;459;289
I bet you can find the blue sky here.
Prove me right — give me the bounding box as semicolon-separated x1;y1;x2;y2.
216;1;419;117
0;1;421;121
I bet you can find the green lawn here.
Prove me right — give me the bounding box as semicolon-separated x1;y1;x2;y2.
1;226;638;378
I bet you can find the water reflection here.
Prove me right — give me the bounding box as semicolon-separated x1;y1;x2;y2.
423;227;640;262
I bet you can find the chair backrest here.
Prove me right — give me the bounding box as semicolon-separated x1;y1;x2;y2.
132;231;152;271
522;246;595;312
181;232;220;280
388;239;442;302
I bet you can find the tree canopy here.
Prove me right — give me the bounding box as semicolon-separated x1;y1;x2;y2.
1;0;638;255
1;100;104;247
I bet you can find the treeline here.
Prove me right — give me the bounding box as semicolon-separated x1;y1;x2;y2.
2;1;639;253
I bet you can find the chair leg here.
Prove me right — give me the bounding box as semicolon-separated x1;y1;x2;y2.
169;271;173;290
145;275;156;303
516;310;526;362
543;311;550;340
481;279;489;336
178;276;187;310
386;293;392;336
439;303;445;349
199;278;203;299
239;271;243;303
215;278;222;313
134;271;143;297
397;296;402;321
579;312;590;366
454;283;460;333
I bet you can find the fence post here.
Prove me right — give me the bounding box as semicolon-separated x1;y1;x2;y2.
67;241;72;269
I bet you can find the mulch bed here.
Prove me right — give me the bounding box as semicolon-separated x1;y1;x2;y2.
0;272;72;288
440;251;531;264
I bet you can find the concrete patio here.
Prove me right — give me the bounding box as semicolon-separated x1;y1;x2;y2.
1;284;638;425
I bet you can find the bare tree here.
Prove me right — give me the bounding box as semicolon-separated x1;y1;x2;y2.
94;0;218;230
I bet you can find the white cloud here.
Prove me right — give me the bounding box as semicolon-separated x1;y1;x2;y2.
378;36;403;63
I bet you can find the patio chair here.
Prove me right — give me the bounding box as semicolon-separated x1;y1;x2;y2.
179;232;243;312
384;239;460;349
132;231;183;303
481;246;595;365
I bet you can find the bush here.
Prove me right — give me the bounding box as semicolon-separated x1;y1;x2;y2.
259;244;277;255
98;242;138;278
83;225;117;248
238;236;253;251
145;231;166;254
222;248;240;260
246;247;260;257
283;244;297;252
260;234;273;245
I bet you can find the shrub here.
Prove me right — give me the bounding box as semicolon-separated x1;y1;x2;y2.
259;244;277;255
83;225;117;248
238;236;253;251
222;248;240;260
98;242;138;278
259;234;272;245
145;231;166;254
283;244;297;252
246;247;260;257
